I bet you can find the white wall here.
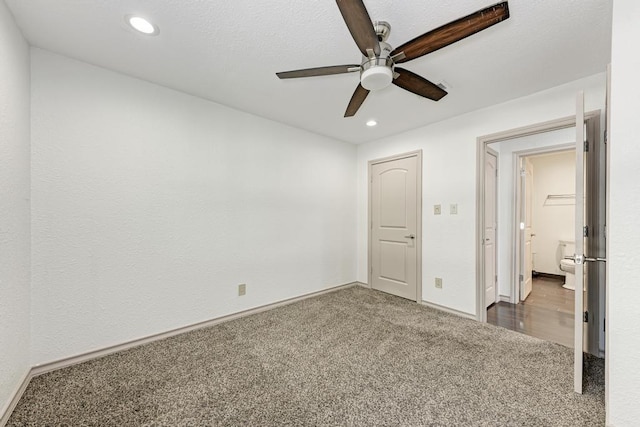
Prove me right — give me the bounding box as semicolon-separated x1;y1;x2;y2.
608;1;640;425
491;128;575;299
30;49;357;365
357;73;605;316
530;151;575;275
0;1;31;417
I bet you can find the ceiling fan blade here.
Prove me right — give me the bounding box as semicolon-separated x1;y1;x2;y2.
391;1;510;63
276;65;360;79
336;0;380;57
344;83;370;117
393;68;447;101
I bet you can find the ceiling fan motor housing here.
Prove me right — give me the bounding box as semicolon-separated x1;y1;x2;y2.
360;41;394;91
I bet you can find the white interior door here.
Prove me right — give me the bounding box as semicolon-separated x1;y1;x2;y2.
520;158;534;301
484;151;498;307
574;91;585;394
370;156;419;300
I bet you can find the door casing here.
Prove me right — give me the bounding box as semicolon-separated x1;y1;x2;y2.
367;150;423;303
513;146;575;303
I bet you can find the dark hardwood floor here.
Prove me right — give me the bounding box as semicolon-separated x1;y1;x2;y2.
487;276;574;348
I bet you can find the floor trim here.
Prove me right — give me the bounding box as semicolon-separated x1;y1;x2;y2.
0;369;31;427
1;282;357;426
533;272;565;280
32;282;358;377
499;294;511;303
420;300;476;320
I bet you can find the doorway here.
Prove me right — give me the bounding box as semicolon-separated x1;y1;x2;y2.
368;151;422;302
476;112;604;355
489;148;577;348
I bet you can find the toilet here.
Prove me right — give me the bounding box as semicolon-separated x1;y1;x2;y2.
559;240;576;290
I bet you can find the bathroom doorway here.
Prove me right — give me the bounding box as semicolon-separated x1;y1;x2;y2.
489;149;577;348
522;149;577;299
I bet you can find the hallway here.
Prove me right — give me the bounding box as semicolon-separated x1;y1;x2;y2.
487;276;574;347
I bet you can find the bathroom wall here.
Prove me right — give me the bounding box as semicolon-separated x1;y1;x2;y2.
0;0;31;419
530;151;576;275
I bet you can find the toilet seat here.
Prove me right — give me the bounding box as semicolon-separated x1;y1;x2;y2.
560;259;575;274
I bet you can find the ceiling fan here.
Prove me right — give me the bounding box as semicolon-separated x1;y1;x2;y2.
276;0;510;117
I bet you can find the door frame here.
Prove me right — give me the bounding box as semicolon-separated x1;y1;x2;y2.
367;150;423;303
475;111;600;322
513;146;575;303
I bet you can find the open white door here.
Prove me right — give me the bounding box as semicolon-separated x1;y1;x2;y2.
520;158;534;301
574;91;585;394
484;150;498;307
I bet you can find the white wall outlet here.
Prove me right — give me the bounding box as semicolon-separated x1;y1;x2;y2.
450;204;458;215
434;204;441;215
435;277;443;289
238;283;246;296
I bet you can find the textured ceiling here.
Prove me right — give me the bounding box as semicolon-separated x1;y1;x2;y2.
5;0;612;144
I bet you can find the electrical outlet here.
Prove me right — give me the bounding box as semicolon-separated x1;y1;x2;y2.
238;283;246;296
450;204;458;215
435;278;443;289
434;204;441;215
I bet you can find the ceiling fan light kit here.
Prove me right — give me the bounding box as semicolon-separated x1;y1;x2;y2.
360;55;394;91
277;0;510;118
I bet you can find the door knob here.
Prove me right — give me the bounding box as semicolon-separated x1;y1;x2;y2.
405;234;415;239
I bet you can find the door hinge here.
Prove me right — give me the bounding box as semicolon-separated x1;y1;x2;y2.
604;129;608;144
584;140;589;152
583;226;589;237
495;275;498;284
496;168;499;177
520;168;525;177
584;311;589;323
519;274;523;283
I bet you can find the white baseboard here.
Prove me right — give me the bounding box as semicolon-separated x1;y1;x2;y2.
420;300;476;320
32;281;358;377
1;281;357;426
499;294;511;303
0;369;31;427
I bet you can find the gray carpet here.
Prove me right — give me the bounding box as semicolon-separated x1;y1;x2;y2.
8;286;604;426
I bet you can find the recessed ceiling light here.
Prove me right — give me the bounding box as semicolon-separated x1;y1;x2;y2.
127;16;158;35
366;120;378;127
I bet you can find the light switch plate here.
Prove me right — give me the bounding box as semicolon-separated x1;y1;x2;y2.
434;204;441;215
435;278;443;288
238;283;246;296
450;204;458;215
